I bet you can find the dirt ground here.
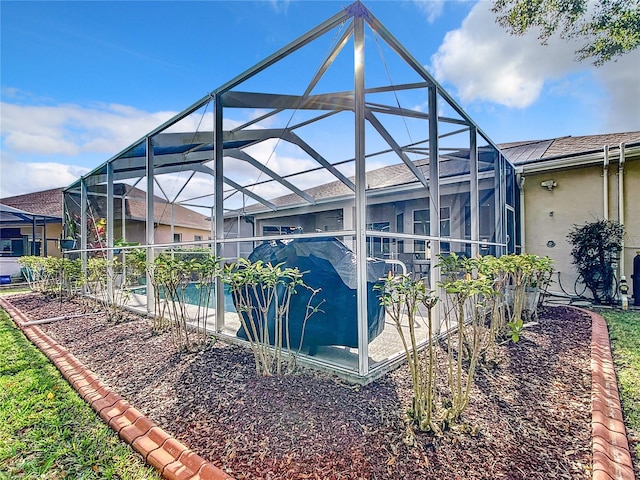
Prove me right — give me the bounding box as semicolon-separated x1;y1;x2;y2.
7;293;592;480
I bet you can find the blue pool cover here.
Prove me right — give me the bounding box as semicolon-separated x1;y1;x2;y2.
234;237;386;351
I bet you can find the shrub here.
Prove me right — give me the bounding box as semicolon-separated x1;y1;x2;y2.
495;254;554;324
86;257;130;322
376;274;438;433
17;256;83;297
148;251;220;351
222;259;323;376
438;253;495;426
567;219;624;304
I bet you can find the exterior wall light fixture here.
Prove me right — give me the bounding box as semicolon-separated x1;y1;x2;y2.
540;180;557;191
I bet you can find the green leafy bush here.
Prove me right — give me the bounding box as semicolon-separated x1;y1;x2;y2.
222;259;323;376
376;273;438;433
567;220;624;304
148;251;220;351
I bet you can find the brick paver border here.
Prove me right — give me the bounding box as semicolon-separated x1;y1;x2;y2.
572;307;636;480
2;296;636;479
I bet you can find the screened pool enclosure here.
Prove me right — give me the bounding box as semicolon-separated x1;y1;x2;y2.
63;1;519;382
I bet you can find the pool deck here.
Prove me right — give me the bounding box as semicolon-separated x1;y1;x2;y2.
123;291;433;379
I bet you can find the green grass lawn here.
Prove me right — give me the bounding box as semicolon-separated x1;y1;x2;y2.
0;308;161;480
0;287;30;296
600;309;640;462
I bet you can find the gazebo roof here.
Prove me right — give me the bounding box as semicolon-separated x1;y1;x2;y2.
0;203;61;225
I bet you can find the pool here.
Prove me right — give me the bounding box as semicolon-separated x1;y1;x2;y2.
131;283;236;312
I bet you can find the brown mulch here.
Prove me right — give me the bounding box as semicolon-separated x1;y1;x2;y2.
5;292;592;479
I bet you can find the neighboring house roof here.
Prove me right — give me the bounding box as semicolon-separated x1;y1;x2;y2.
0;188;64;218
1;186;210;231
120;186;211;230
501;131;640;166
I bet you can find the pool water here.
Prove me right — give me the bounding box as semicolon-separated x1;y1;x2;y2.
131;283;236;311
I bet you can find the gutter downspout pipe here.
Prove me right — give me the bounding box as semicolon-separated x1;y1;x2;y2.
603;145;609;220
619;142;626;278
517;173;525;253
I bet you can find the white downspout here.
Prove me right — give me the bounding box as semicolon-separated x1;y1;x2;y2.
517;173;526;252
603;145;609;220
619;142;626;278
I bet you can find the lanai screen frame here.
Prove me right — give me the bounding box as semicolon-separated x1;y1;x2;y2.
63;1;519;380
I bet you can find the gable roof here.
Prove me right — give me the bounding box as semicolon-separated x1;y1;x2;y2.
239;152;493;215
120;186;211;230
1;186;210;230
237;131;640;216
0;188;64;218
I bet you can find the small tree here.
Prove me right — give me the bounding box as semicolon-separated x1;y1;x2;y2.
567;219;624;304
438;253;495;427
148;252;219;351
222;259;323;376
376;273;438;433
86;257;130;322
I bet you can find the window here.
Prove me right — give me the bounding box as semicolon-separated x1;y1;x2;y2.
366;222;390;257
413;209;429;259
440;206;450;253
194;235;202;242
0;240;11;256
396;213;404;253
413;209;430;236
262;225;301;236
173;233;182;243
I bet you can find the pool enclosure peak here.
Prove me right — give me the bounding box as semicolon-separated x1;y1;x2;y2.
63;0;519;381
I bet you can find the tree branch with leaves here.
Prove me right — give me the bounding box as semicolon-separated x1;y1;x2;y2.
492;0;640;65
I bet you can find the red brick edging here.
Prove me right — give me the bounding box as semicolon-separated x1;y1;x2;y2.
569;307;635;480
2;296;636;479
0;296;234;480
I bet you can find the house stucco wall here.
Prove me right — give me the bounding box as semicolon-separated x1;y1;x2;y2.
19;224;64;258
522;156;639;297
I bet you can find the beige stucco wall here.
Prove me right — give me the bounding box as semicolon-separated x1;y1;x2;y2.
522;156;639;296
621;159;640;279
19;223;64;257
111;222;211;247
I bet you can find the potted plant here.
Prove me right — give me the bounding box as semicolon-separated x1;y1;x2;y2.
60;237;76;250
61;210;79;250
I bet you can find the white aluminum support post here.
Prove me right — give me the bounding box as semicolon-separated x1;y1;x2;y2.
495;154;505;256
31;218;36;255
470;128;479;258
121;195;127;279
428;86;441;332
145;136;155;316
170;203;175;245
354;10;369;377
106;162;114;302
214;94;225;333
81;179;88;292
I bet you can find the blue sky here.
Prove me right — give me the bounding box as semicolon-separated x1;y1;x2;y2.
1;0;639;198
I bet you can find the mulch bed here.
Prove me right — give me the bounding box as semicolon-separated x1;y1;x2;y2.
5;292;592;479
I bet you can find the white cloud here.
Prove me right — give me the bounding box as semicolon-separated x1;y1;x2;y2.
0;153;90;198
592;50;640;132
429;1;640;134
412;0;445;23
430;2;579;108
0;101;176;157
269;0;291;14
